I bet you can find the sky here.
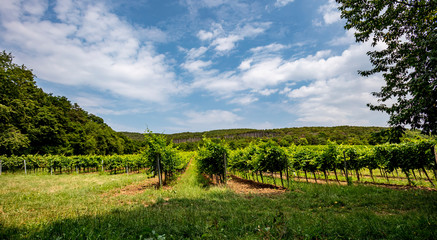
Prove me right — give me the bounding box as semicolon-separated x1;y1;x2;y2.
0;0;389;133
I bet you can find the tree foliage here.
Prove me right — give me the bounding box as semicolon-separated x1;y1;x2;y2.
197;137;228;182
0;51;135;156
143;130;184;183
336;0;437;134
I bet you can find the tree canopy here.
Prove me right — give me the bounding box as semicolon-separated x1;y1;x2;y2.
0;51;136;156
336;0;437;134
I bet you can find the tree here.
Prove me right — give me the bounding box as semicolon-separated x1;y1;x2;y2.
336;0;437;134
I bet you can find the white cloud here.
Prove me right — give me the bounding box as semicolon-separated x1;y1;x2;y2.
182;60;213;72
250;43;290;54
317;0;341;25
212;34;242;52
229;95;259;105
138;27;168;43
274;0;295;8
197;22;271;53
287;75;388;126
197;30;215;41
329;29;356;46
238;59;253;71
253;89;278;96
0;0;181;103
188;39;386;125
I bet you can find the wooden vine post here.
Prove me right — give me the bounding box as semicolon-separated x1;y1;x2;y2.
157;155;162;188
343;151;350;185
223;152;227;185
434;145;437;182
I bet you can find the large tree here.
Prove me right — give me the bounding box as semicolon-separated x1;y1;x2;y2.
336;0;437;134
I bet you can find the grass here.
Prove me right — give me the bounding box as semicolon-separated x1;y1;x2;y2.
1;161;437;239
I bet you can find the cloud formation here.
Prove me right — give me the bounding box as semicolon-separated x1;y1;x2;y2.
0;0;181;103
197;22;271;53
0;0;388;132
274;0;295;8
318;0;341;25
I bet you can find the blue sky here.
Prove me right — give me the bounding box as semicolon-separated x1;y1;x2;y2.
0;0;389;133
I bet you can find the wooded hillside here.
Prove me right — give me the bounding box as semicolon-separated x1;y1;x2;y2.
121;126;428;151
0;51;136;156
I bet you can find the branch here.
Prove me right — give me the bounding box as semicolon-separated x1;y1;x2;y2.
393;0;433;7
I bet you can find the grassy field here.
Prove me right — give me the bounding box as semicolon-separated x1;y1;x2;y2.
1;162;437;239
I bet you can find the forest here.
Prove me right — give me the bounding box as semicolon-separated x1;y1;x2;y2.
0;51;139;156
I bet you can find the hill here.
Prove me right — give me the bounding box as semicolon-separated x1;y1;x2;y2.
120;126;400;151
0;51;136;156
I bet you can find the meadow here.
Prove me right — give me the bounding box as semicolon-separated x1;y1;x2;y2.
1;160;436;240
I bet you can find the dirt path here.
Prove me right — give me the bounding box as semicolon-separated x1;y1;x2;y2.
238;172;436;191
226;175;287;195
102;176;160;198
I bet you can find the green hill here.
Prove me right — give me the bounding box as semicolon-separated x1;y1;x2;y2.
0;51;136;156
120;126;399;151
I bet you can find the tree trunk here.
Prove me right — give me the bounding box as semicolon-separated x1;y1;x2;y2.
313;171;317;183
280;171;284;187
370;169;375;183
418;169;423;178
411;170;417;180
379;168;384;178
259;171;264;183
286;168;290;188
334;168;339;184
422;167;435;187
304;170;308;182
355;169;360;182
272;172;276;186
384;170;390;183
405;170;412;186
323;170;328;183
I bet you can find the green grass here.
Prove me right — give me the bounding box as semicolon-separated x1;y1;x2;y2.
1;162;437;239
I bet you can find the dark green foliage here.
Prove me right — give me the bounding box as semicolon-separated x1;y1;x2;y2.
143;130;185;184
0;51;135;156
336;0;437;135
369;126;406;144
255;140;288;173
123;126;401;151
197;137;228;182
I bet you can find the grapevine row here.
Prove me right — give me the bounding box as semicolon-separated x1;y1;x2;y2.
228;139;437;187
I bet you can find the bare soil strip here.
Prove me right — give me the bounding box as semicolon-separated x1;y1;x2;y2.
252;172;436;191
102;176;159;198
226;175;287;195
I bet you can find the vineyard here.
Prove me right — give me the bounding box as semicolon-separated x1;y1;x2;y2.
1;136;437;239
196;138;437;189
2;138;437;189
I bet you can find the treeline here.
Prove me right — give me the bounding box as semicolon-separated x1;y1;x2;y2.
122;126;429;151
0;51;139;156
